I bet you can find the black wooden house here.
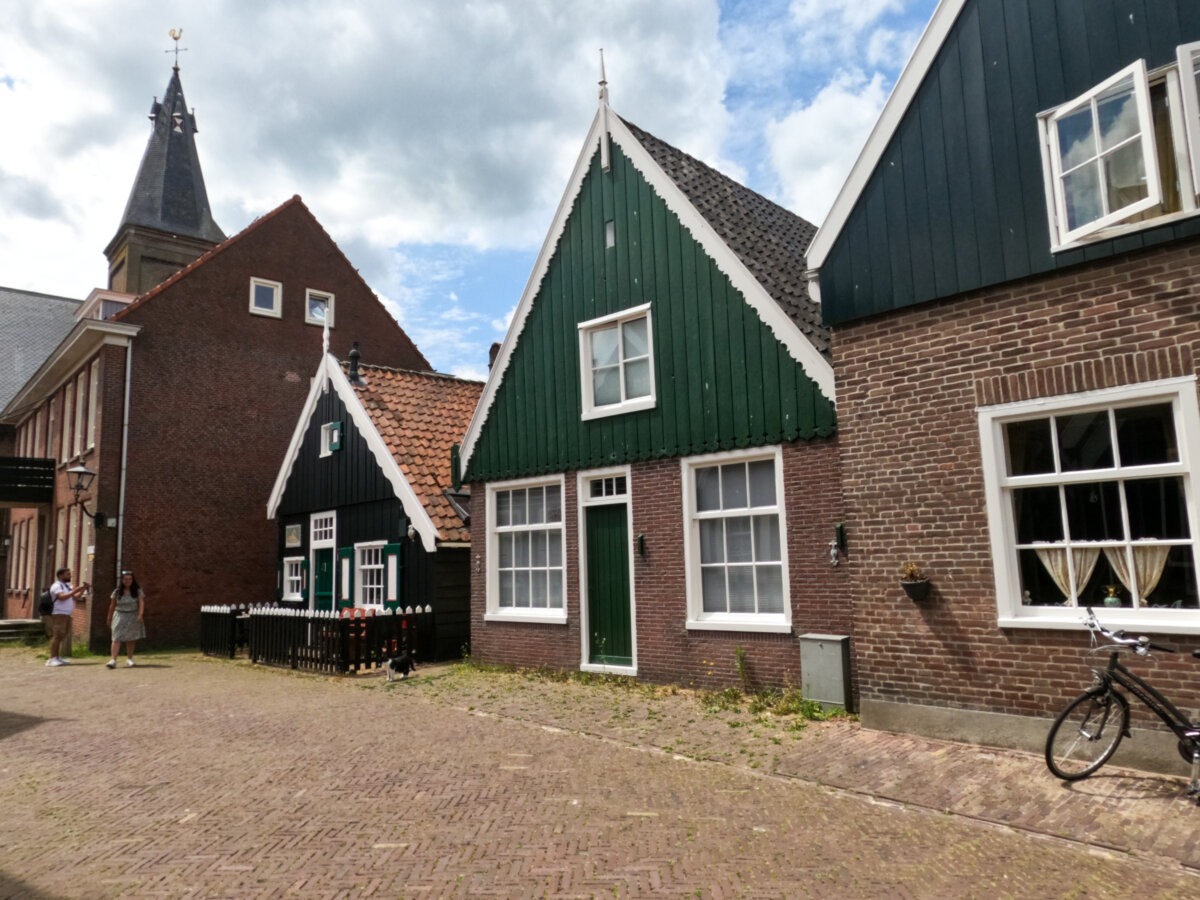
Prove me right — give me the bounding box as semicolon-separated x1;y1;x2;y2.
268;349;482;660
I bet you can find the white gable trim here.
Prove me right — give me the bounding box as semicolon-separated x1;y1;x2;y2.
806;0;966;271
459;103;835;478
266;354;440;552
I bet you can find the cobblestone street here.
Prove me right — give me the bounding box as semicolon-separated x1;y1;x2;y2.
2;647;1199;898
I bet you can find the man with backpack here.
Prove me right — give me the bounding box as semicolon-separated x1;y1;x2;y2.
45;568;88;667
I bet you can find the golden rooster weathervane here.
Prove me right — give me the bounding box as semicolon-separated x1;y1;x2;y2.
166;28;187;70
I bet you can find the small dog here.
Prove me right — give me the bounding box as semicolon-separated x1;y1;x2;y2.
384;652;415;682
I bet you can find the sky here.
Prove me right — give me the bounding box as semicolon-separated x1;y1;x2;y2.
0;0;939;381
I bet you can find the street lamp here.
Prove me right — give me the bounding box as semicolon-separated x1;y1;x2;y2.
65;464;106;528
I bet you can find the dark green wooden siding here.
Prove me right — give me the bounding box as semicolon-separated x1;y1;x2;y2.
465;142;834;483
820;0;1200;326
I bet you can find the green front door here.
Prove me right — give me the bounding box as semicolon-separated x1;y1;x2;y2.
313;548;334;611
585;504;632;666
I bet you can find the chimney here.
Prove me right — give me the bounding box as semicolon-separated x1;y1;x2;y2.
488;342;501;370
348;341;362;385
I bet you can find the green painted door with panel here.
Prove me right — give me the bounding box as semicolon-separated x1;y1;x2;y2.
585;504;632;666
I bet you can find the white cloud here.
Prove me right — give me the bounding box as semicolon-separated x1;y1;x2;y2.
765;70;890;224
492;305;517;335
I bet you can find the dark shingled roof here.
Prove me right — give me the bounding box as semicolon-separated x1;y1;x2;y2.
0;287;81;411
114;68;224;245
621;118;829;358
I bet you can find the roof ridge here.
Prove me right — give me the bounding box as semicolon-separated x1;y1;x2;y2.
347;361;484;385
0;287;83;304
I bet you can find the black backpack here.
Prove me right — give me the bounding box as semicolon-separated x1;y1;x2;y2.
37;587;54;616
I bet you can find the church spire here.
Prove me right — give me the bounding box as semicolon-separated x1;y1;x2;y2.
105;48;224;295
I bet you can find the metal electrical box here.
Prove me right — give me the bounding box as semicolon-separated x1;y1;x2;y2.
798;633;853;712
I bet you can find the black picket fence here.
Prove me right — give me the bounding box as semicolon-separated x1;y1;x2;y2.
199;604;427;674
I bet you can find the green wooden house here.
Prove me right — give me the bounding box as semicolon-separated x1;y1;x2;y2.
457;87;849;689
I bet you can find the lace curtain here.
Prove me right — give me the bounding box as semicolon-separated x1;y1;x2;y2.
1035;547;1100;600
1103;546;1171;602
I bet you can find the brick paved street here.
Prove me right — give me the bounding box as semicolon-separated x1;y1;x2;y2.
2;647;1199;899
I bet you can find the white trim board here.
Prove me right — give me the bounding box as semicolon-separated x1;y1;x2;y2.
806;0;967;272
458;101;835;480
266;353;441;552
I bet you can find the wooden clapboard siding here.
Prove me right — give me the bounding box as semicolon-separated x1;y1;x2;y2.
820;0;1200;326
465;141;832;484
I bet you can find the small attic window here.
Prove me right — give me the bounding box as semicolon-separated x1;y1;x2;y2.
320;421;342;458
250;277;282;318
306;289;334;327
605;219;616;249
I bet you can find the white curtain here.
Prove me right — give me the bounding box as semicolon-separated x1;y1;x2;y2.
1103;545;1171;602
1036;547;1100;600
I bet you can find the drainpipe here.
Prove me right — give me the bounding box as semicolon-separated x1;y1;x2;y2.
115;339;133;575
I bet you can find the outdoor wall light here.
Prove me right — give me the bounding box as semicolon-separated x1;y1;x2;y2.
66;464;107;528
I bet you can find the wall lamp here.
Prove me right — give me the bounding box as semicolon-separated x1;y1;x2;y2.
65;464;107;528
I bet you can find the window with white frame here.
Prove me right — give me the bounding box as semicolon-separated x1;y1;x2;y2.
683;448;789;631
61;381;74;463
311;513;335;544
305;289;334;327
320;421;342;458
249;277;282;318
578;304;655;419
488;480;565;619
980;379;1200;629
283;557;304;601
72;370;86;458
356;543;385;607
1039;49;1200;249
86;360;99;449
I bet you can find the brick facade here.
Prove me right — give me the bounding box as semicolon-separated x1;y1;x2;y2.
835;235;1200;730
468;436;851;692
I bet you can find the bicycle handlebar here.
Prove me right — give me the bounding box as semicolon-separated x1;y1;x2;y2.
1082;608;1177;655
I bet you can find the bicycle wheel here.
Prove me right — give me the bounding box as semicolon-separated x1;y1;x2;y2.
1045;688;1130;781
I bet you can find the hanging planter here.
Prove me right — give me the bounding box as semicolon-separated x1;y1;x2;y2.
899;561;932;602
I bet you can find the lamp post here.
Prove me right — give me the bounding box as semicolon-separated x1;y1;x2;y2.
65;464;106;529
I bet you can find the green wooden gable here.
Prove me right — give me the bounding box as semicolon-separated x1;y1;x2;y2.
464;137;834;485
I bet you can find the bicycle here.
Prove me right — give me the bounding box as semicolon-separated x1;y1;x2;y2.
1045;607;1200;797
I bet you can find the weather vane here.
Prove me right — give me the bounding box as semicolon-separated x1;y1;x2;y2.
166;28;188;70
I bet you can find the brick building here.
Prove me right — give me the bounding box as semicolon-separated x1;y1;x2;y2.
1;65;428;647
806;0;1200;770
458;88;848;693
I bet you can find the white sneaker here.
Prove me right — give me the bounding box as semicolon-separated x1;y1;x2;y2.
106;659;116;669
126;659;135;667
59;658;71;665
46;658;65;667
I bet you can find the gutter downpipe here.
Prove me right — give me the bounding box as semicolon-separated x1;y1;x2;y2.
115;339;133;575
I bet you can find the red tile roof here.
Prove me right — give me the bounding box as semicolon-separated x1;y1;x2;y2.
350;364;483;544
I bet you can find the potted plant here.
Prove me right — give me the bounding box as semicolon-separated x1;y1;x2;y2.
899;561;931;602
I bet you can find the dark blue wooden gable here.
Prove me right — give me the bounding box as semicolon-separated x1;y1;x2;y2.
820;0;1200;326
276;385;396;516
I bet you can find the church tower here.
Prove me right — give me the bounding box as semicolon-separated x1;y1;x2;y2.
104;60;225;295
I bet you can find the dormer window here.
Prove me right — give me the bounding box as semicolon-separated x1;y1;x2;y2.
250;277;282;318
306;289;334;327
320;421;342;458
578;303;655;420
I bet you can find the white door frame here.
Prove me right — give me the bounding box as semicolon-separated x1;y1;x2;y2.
309;510;337;612
577;466;637;676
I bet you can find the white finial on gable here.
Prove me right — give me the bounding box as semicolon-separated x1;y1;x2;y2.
599;48;611;173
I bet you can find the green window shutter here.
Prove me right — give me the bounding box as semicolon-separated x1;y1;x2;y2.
383;542;403;611
337;546;354;609
329;421;343;451
300;558;309;603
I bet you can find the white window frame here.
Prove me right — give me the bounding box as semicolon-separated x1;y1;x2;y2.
249;277;282;319
319;422;341;458
681;446;791;634
1178;42;1200;191
485;475;567;625
305;289;335;327
86;360;99;450
283;556;305;601
72;370;86;458
979;377;1200;634
578;303;656;420
60;381;73;463
355;541;386;609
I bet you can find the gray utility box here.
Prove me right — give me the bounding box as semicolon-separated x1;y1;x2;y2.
798;634;853;713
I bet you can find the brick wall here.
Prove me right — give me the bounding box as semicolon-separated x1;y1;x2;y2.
468;436;851;693
834;235;1200;728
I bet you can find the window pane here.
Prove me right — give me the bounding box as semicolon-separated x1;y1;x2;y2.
1116;404;1177;466
1064;481;1123;541
623;316;648;357
1096;78;1139;151
701;568;726;612
1125;477;1190;540
593;366;621;406
513;531;530;566
1063;164;1103;232
528;486;545;524
696;467;721;511
254;283;276;310
748;460;776;507
499;571;514;607
753;515;781;562
591;326;619;367
1017;548;1070;606
1005;419;1055;476
510;489;527;526
699;520;724;564
1103;139;1149;211
1057;106;1096;171
624;358;651;399
590;480;604;498
1142;545;1199;609
1013;486;1064;544
531;571;548;608
498;533;513;568
547;570;563;608
530;529;548;567
721;463;748;509
545;486;562;522
756;565;783;613
308;297;327;320
728;567;755;613
726;516;752;563
615;476;627;494
514;571;531;607
1057;411;1113;471
548;531;562;567
496;490;512;527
